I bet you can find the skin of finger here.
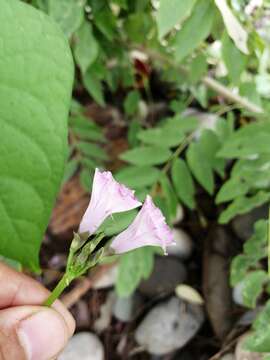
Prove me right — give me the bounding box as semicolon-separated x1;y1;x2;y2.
0;262;75;336
0;306;70;360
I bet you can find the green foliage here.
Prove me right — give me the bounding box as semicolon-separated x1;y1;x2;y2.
0;0;73;270
116;247;155;297
48;0;85;38
120;146;172;166
216;122;270;223
14;1;270;342
137;116;198;148
244;300;270;353
74;21;99;74
115;166;161;189
173;0;215;62
172;158;196;210
222;32;247;84
231;220;268;286
229;218;270;353
66;104;107;191
156;0;197;39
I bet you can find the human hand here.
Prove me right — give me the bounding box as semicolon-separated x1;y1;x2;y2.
0;262;75;360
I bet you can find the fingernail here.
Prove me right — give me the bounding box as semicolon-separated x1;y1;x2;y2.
17;309;68;360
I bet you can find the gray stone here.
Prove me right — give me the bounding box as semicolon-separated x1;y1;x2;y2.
235;333;269;360
220;354;235;360
237;307;262;327
59;332;104;360
168;229;193;259
135;297;204;355
94;291;116;333
139;257;187;297
233;282;245;306
113;295;134;322
232;205;268;241
172;205;184;225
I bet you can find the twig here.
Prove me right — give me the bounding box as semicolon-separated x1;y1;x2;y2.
202;76;263;114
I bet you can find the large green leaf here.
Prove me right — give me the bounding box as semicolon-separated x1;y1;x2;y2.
156;0;197;38
174;0;215;62
0;0;74;270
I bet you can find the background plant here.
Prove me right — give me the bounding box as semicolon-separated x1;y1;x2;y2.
2;0;270;356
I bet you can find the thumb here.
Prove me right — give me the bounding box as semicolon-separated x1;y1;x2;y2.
0;305;73;360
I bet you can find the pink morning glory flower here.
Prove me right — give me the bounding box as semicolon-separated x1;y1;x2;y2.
110;195;174;254
79;168;142;235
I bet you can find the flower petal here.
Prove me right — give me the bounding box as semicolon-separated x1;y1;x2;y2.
111;195;174;254
79;168;141;235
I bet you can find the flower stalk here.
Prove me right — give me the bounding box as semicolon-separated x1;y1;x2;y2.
44;232;106;306
44;168;174;306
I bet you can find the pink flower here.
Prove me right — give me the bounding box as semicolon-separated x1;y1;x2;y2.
79;168;142;235
110;195;174;254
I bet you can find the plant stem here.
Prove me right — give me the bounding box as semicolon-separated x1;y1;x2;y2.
150;133;194;196
162;132;195;175
134;45;264;114
202;76;263;114
44;273;72;307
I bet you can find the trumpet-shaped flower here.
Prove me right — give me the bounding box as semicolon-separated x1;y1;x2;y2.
110;195;174;254
79;168;142;235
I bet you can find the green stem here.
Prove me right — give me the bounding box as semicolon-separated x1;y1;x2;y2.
44;273;72;307
150;133;195;196
133;45;264;114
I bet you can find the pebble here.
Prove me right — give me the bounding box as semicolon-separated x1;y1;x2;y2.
237;308;262;327
172;205;184;225
168;229;193;259
59;332;104;360
220;354;235;360
113;293;141;322
232;205;268;241
139;257;187;297
232;282;245;306
135;297;204;355
235;333;270;360
94;292;116;333
93;264;118;290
